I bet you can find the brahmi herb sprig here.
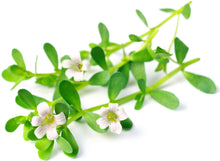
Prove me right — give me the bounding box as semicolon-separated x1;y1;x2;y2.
3;1;217;160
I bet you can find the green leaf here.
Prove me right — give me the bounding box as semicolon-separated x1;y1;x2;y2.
89;71;110;86
156;47;172;57
108;72;127;101
15;95;30;109
43;43;59;70
120;118;133;130
38;141;54;160
91;46;108;70
59;80;82;112
129;34;143;42
160;8;175;13
17;89;36;110
36;75;58;87
27;128;39;141
150;89;179;109
137;79;146;93
23;121;33;141
5;116;26;132
61;128;79;158
33;95;50;106
89;43;98;48
83;111;108;133
106;58;113;68
12;48;26;70
174;37;189;64
130;62;146;82
80;50;90;60
136;9;148;27
130;48;153;62
16;94;48;110
183;71;216;94
98;23;109;46
2;65;26;82
35;137;53;151
53;68;68;101
118;63;130;88
134;93;145;110
56;136;73;153
55;103;69;119
182;4;191;19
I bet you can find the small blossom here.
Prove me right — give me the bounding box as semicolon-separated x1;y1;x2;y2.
62;55;89;81
96;103;128;134
31;102;66;140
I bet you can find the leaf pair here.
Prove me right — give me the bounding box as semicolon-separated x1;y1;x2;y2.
154;47;172;72
5;116;26;132
35;138;54;160
2;49;33;89
160;4;191;19
16;89;37;110
35;128;79;159
16;89;49;110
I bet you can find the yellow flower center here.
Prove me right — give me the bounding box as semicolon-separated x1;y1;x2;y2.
106;112;118;122
71;63;83;72
41;114;55;126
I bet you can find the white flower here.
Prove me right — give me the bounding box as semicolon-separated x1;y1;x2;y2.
61;55;89;81
96;103;128;134
31;102;66;140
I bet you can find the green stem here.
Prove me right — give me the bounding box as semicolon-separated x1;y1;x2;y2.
67;57;199;124
106;1;192;56
34;70;61;77
136;28;159;53
168;14;180;53
108;28;159;74
147;58;200;91
108;56;130;74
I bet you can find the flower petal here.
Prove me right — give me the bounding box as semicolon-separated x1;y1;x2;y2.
96;117;109;129
116;107;128;121
37;102;52;117
71;54;82;64
73;71;84;81
62;59;73;68
46;126;58;140
54;112;66;125
65;69;75;79
98;107;109;117
32;116;43;126
109;103;118;113
109;121;122;134
82;60;90;71
35;126;47;139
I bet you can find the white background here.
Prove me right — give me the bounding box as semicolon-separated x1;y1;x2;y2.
0;0;220;161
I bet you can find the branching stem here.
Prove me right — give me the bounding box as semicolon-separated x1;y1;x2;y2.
67;57;199;125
